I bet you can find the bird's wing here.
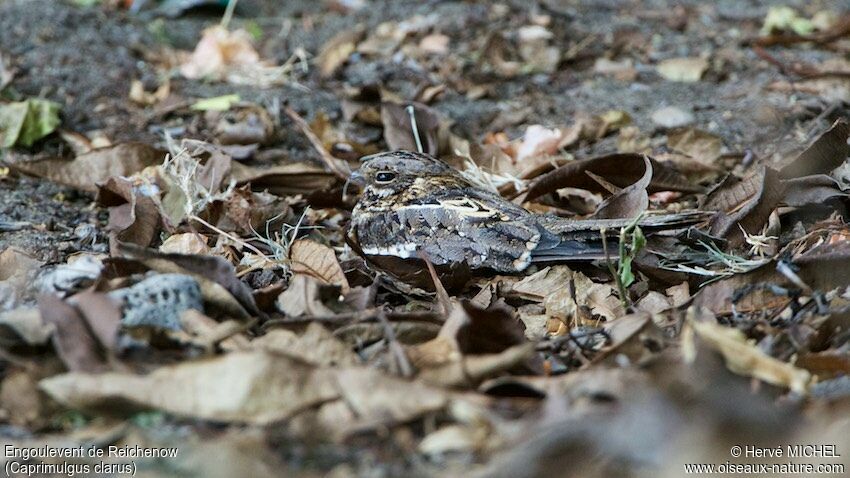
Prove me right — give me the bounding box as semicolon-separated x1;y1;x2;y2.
393;184;545;271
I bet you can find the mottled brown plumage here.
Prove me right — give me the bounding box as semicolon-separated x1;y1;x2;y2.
348;151;610;275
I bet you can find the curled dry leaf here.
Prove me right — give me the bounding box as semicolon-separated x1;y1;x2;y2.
704;166;784;248
781;174;847;207
778;118;850;179
518;153;700;204
515;125;568;162
381;101;440;155
230;157;337;197
591;155;651;219
289;239;350;292
317;28;364;77
159;233;211;255
9;142;163;193
97;176;163;248
686;315;811;394
276;274;336;318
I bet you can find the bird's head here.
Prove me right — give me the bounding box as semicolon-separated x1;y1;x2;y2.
348;150;456;198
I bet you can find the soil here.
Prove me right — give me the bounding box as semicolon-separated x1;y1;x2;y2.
1;0;847;262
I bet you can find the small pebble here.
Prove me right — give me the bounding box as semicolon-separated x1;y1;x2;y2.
651;106;695;129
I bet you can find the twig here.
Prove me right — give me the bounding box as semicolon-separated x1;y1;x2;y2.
419;250;451;317
202;318;257;351
220;0;240;29
377;309;414;378
406;105;424;154
261;309;443;330
189;214;266;258
601;228;629;310
283;105;351;180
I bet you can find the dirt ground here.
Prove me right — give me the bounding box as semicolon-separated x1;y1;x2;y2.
2;0;850;476
2;0;846;262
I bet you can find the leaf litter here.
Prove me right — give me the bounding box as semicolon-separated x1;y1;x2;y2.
2;1;850;476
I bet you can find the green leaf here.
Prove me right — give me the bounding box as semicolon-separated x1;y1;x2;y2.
619;256;635;287
0;98;61;148
631;226;646;253
190;94;241;112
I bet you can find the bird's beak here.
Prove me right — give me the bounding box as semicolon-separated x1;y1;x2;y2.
348;170;366;187
343;170;365;202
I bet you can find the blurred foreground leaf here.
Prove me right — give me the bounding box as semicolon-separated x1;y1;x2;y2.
0;99;61;147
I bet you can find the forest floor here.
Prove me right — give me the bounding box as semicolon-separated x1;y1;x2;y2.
1;0;850;476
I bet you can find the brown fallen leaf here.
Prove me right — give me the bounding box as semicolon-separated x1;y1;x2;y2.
667;128;723;164
8;143;163;193
40;351;339;424
159;233;212;255
704;166;784;247
276;274;336;318
177;309;251;352
38;294;110;373
0;247;42;310
180;26;261;80
114;241;260;319
0;307;54;346
289;239;350;293
685;313;811;394
317;28;364;77
781;174;848;206
779;118;850;179
517;153;700;205
381;101;441;155
97;176;163;248
591;155;651;219
252;322;359;366
1;369;51;428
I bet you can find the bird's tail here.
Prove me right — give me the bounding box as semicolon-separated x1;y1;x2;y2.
529;210;708;264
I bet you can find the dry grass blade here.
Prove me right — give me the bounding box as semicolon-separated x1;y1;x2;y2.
283;105;351;180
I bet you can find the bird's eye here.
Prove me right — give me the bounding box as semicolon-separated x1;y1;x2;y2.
375;171;397;183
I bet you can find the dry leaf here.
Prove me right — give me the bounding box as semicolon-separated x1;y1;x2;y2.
704;166;784;247
0;307;53;346
40;351;339;424
667;128;722;163
592;155;651;219
180;26;261;80
419;33;450;54
253;323;359;366
38;294;110;373
160;233;211;255
657;57;708;82
779;118;850;179
317;28;363;77
0;247;42;310
381;101;440;155
289;239;349;292
688;316;811;394
8;142;163;193
276;274;336;318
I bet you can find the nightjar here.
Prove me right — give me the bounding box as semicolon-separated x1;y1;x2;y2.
348;151;623;276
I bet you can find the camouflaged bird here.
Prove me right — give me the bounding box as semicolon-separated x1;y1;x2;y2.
348;151;620;275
